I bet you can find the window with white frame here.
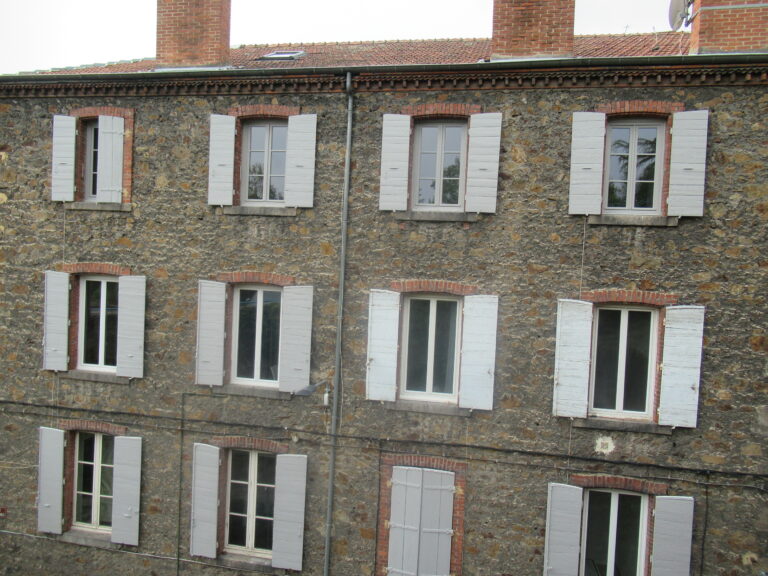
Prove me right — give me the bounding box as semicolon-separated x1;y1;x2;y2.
240;121;288;204
82;119;100;201
79;276;119;372
231;286;282;385
412;122;467;210
73;432;114;530
225;450;276;556
366;289;498;410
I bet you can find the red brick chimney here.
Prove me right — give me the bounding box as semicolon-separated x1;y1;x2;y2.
491;0;576;59
689;0;768;54
156;0;232;67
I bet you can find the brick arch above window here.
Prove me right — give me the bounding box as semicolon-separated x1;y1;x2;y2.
57;262;132;276
389;279;479;296
580;289;679;306
569;473;669;496
213;271;296;286
227;104;301;119
596;100;685;117
211;436;291;453
58;419;128;436
400;102;483;119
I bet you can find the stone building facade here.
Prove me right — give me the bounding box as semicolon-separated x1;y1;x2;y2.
0;1;766;575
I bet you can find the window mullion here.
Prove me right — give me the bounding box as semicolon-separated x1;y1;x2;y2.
264;125;273;199
627;126;639;208
606;492;619;576
246;452;258;549
436;127;445;204
616;310;628;412
93;434;103;526
426;299;437;393
253;290;263;381
98;280;107;367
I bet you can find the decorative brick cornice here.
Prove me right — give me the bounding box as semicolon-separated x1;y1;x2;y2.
211;436;290;453
596;100;685;115
570;474;669;495
580;289;679;306
400;103;482;118
227;104;301;118
58;419;129;436
390;279;478;296
57;262;132;276
213;271;296;286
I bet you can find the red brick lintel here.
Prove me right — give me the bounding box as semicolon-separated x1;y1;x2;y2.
57;262;132;276
400;103;483;119
213;271;296;286
596;100;685;116
390;279;478;296
58;419;128;436
570;474;669;495
580;289;679;306
227;104;301;119
381;452;469;473
211;436;291;454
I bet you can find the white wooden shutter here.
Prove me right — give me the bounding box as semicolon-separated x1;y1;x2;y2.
658;305;705;428
379;114;411;211
668;110;709;217
568;112;606;215
51;115;76;201
272;454;308;570
458;294;498;410
43;271;70;372
417;469;455;576
112;436;142;546
388;466;424;576
278;285;314;393
116;275;146;378
190;443;220;559
465;112;502;213
207;114;235;206
553;299;593;418
651;496;695;576
543;483;583;576
37;427;64;534
284;114;317;208
96;115;124;203
365;290;401;402
195;280;226;386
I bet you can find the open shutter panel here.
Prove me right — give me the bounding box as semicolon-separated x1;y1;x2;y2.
278;285;314;393
458;294;498;410
388;466;423;576
465;112;502;213
43;271;70;372
418;469;455;576
568;112;605;215
668;110;709;217
379;114;411;211
195;280;226;386
51;115;76;201
37;427;65;534
272;454;308;570
365;290;401;402
116;275;146;378
553;299;592;418
284;114;317;207
543;483;583;576
651;496;695;576
96;115;124;203
207;114;235;206
658;305;705;428
189;443;219;559
111;436;142;546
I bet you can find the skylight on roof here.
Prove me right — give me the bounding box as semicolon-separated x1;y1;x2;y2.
259;50;306;60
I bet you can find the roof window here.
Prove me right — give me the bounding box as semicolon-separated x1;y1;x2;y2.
259;50;305;60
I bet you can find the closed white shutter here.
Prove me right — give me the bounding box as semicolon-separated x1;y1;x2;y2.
543;483;583;576
278;286;314;393
96;115;124;203
553;299;593;418
207;114;235;206
365;290;401;402
668;110;709;217
51;115;76;201
111;436;142;546
379;114;411;211
658;305;705;428
195;280;226;386
388;466;423;576
465;112;502;213
37;427;64;534
417;469;455;576
458;294;498;410
116;275;146;378
284;114;317;208
568;112;606;215
272;454;308;570
43;271;70;372
190;443;220;559
651;496;695;576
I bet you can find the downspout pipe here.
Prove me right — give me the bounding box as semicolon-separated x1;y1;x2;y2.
323;71;353;576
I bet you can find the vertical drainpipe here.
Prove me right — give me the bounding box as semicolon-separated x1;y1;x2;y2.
323;71;354;576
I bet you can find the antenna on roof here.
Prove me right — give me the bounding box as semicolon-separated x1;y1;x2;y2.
668;0;691;31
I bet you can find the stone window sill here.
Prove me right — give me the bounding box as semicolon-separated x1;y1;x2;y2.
211;383;298;400
392;210;480;223
587;214;679;227
206;550;272;572
572;417;673;435
57;370;132;386
380;398;473;417
220;206;298;217
65;202;132;213
59;527;123;549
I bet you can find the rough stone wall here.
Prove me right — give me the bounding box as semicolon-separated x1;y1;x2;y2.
0;78;766;575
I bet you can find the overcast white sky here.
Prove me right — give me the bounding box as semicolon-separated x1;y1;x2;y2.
0;0;685;74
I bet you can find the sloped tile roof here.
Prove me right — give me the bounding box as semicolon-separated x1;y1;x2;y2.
31;33;690;75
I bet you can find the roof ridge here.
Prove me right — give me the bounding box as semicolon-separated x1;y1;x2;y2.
234;38;492;49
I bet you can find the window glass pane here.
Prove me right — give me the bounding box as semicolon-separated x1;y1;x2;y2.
432;300;457;394
418;179;436;205
419;152;437;179
249;126;267;152
78;462;94;492
441;178;459;205
635;155;656;182
269;175;285;201
101;435;114;465
76;493;92;523
594;310;620;410
260;291;281;381
270;150;286;176
584;491;611;576
104;281;118;367
609;154;629;181
443;153;461;179
84;280;102;365
231;450;249;482
79;433;95;462
623;311;651;411
634;182;654;209
247;151;265;200
444;126;463;152
607;182;627;209
610;128;630;154
100;466;113;497
271;125;287;151
256;486;275;518
236;290;258;379
229;483;248;515
636;127;657;154
99;496;112;527
614;494;642;576
420;126;438;153
257;453;276;485
228;515;247;546
254;518;274;550
406;300;430;392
